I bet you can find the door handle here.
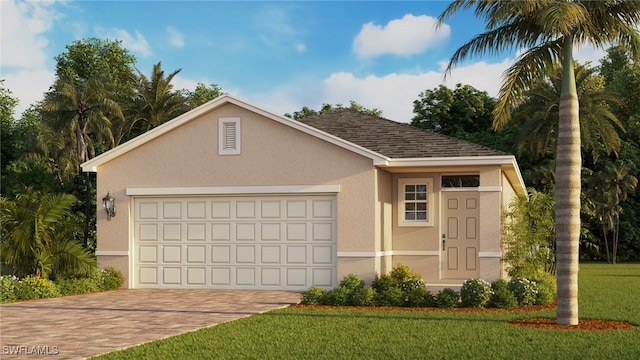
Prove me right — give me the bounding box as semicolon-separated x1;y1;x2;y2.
442;234;446;251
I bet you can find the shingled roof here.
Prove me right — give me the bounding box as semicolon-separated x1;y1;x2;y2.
297;109;509;159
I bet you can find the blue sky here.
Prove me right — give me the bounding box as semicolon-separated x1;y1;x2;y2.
2;0;607;122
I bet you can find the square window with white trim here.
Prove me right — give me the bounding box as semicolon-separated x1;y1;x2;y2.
398;178;434;227
218;117;241;155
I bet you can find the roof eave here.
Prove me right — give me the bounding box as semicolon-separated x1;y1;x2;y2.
379;155;526;194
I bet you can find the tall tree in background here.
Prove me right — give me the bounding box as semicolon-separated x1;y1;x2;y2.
43;38;135;249
439;0;640;325
127;62;187;139
285;100;382;119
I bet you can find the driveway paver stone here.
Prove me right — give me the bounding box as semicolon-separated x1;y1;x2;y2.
0;289;301;359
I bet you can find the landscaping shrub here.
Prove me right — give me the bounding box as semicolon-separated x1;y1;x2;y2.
323;286;351;306
534;281;555;305
488;279;517;308
390;263;423;292
55;277;99;295
507;278;538;306
95;267;125;290
436;288;459;308
301;286;328;305
340;274;365;291
372;274;397;292
14;276;60;300
460;278;493;308
351;286;376;306
375;287;404;307
404;286;436;307
0;275;19;303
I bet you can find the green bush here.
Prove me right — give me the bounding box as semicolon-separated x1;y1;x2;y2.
372;274;397;292
0;275;19;303
14;276;60;300
390;263;423;292
507;278;538;306
460;278;493;308
436;288;460;308
404;286;436;307
55;277;99;296
339;274;365;291
96;267;125;290
375;287;404;307
488;279;518;308
351;286;376;306
534;281;555;305
323;286;351;306
531;272;557;297
301;286;328;305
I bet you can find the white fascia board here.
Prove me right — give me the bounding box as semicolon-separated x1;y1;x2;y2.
82;94;389;172
382;155;518;167
126;185;341;196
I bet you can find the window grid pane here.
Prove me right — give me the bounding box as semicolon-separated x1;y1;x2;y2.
403;183;428;222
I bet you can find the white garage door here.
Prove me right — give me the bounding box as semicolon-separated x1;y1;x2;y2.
132;195;337;290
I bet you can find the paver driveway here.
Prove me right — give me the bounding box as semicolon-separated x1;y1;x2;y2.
0;289;301;359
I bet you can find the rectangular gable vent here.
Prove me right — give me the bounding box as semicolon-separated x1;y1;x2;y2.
218;117;241;155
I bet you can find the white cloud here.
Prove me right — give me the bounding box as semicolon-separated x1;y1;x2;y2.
0;0;59;69
166;26;185;48
353;14;450;58
3;69;56;116
95;27;151;57
245;58;513;124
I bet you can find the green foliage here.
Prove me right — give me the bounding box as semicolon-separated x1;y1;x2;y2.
350;286;376;306
371;274;396;292
55;276;99;295
0;275;19;303
323;286;351;306
374;287;404;307
507;278;538;306
460;279;493;308
301;286;327;305
436;288;459;308
284;100;382;119
488;279;518;308
404;286;436;307
14;276;60;301
0;187;96;278
184;83;224;109
339;273;365;291
389;263;423;292
534;282;556;306
97;266;124;290
502;189;556;278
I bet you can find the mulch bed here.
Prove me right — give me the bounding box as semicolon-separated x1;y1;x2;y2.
291;303;635;331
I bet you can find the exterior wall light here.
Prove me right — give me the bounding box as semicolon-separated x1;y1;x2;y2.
102;192;116;221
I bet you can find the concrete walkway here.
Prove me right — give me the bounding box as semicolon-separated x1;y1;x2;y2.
0;289;301;359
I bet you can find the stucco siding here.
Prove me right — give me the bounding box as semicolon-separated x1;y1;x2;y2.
95;104;378;281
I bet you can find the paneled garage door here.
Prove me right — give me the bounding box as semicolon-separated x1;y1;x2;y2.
132;195;337;290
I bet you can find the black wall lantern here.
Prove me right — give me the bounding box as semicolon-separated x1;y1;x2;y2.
102;192;116;221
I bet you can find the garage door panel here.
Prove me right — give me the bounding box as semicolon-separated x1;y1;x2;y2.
134;195;336;290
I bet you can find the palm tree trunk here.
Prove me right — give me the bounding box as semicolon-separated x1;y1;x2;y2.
555;36;581;326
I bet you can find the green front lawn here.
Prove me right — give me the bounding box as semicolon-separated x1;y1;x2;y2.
94;263;640;360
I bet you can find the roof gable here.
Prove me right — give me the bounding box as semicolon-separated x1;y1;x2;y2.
81;95;388;172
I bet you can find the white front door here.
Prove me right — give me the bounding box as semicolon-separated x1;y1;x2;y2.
442;191;480;279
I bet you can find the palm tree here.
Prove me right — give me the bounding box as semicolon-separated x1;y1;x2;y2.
0;187;96;278
43;74;124;247
438;0;640;325
126;62;187;139
513;63;625;163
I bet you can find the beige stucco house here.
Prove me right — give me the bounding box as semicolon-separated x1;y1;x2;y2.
81;94;525;291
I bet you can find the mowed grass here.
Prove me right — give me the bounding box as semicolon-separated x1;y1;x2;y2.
94;263;640;360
